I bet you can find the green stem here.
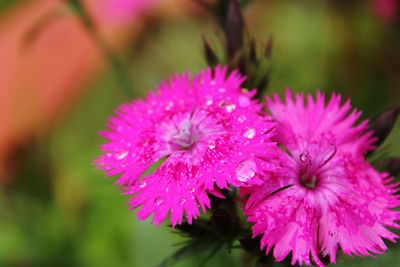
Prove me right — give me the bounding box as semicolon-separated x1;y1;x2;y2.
68;0;134;98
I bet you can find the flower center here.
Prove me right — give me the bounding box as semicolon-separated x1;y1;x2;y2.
297;143;337;190
162;109;223;155
300;174;318;189
298;152;319;189
169;119;201;151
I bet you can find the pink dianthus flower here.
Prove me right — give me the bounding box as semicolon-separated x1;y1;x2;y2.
243;90;400;266
96;66;276;226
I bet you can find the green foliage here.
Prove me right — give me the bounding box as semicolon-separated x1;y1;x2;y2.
0;0;26;13
370;117;400;163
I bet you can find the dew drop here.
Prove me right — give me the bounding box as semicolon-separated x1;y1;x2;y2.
138;181;147;188
218;87;226;93
123;190;135;195
237;115;247;123
142;140;150;147
243;128;256;139
238;96;250;107
225;103;236;113
116;151;129;160
190;187;195;193
207;140;216;149
235;159;257;182
205;99;213;106
154;197;164;206
210;80;216;85
165;101;174;111
179;198;187;206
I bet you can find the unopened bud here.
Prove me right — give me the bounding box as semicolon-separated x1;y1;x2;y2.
371;106;400;146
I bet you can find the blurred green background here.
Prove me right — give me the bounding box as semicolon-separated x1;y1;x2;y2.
0;0;399;266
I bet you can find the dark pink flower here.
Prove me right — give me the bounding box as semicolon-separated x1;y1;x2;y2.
372;0;397;24
96;66;276;226
243;90;400;266
95;0;157;24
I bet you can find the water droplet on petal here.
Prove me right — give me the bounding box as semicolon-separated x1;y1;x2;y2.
179;198;187;206
138;181;147;188
236;159;257;182
243;128;256;139
210;80;216;85
123;190;135;195
238;96;250;107
237;115;247;123
142;140;149;147
205;99;213;106
165;101;174;110
225;103;236;113
218;87;226;93
116;151;129;160
208;140;216;149
190;187;195;193
154;197;164;206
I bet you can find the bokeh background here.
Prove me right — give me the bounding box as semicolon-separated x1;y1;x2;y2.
0;0;399;266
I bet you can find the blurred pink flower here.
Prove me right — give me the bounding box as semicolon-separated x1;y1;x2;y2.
99;0;157;24
372;0;397;24
243;90;400;266
0;0;163;179
96;66;276;226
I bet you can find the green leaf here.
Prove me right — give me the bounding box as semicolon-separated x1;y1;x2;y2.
370;117;400;163
157;238;223;267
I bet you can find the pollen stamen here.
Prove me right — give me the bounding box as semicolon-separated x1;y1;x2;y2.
319;143;337;168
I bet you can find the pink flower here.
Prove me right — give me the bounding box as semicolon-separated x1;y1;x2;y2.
93;0;157;24
243;90;400;266
372;0;397;24
96;66;276;226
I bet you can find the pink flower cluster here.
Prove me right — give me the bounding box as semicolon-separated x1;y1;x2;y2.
96;66;400;266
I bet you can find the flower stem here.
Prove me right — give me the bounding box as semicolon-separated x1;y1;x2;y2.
67;0;134;98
